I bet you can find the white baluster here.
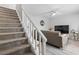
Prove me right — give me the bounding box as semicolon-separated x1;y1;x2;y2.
30;23;31;38
29;22;31;38
27;20;29;35
17;7;47;55
42;38;46;55
32;26;34;44
39;35;41;55
35;30;37;50
30;23;32;35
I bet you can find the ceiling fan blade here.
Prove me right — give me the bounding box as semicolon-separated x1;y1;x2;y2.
39;7;63;16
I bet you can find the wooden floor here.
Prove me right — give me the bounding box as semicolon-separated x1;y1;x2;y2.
46;40;79;55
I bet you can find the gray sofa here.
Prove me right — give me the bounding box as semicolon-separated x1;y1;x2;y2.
41;31;62;48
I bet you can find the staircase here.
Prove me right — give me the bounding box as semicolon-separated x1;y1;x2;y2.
0;6;33;55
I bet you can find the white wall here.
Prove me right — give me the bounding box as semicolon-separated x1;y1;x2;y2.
21;4;49;30
50;13;79;32
18;4;79;31
16;4;79;32
30;16;49;30
16;4;22;20
0;4;16;10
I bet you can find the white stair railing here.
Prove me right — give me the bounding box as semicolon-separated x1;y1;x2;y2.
16;5;47;55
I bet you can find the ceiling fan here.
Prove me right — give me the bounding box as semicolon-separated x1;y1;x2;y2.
41;8;62;16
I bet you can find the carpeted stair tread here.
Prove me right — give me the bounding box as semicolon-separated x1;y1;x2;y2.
0;32;25;35
0;37;27;44
0;44;30;55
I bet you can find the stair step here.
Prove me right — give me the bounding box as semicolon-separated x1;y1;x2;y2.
0;7;17;14
0;6;32;55
0;44;30;55
0;19;19;21
24;52;34;55
0;23;21;27
0;37;28;50
0;37;27;44
0;9;17;15
0;19;20;23
0;10;17;16
0;6;16;12
0;27;23;33
0;32;25;40
0;12;18;17
0;14;19;19
0;17;19;20
0;9;17;16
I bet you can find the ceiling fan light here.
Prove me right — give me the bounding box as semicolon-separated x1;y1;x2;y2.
51;12;56;16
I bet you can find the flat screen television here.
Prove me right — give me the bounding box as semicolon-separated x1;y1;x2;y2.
55;25;69;34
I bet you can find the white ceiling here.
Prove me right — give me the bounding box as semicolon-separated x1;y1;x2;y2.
22;4;79;16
